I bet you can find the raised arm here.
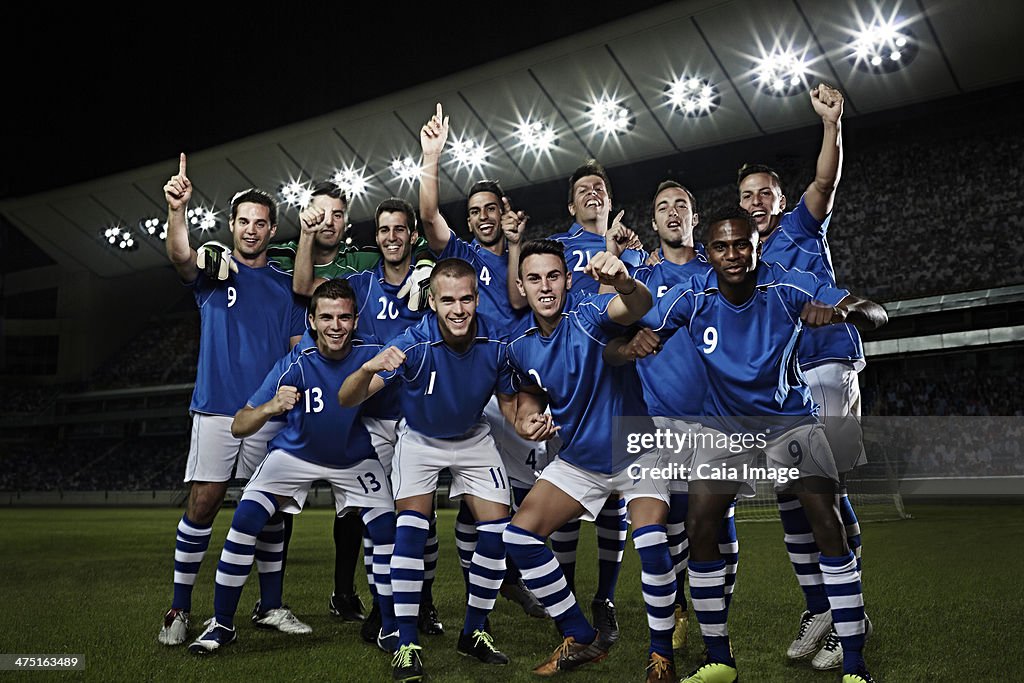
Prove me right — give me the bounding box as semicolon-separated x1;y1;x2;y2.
231;384;301;437
338;346;406;407
292;203;330;297
804;83;844;221
584;251;653;326
419;102;453;254
163;153;199;282
501;196;529;311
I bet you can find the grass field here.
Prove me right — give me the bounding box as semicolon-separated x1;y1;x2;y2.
1;502;1021;682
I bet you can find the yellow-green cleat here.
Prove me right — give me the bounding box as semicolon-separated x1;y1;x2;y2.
842;674;875;683
682;660;738;682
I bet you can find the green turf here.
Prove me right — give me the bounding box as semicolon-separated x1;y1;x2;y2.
0;503;1021;681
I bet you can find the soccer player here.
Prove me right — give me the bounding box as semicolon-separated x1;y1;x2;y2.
605;181;740;653
419;103;546;619
738;83;871;669
648;206;885;683
339;258;517;682
188;279;398;655
502;240;679;682
157;154;308;646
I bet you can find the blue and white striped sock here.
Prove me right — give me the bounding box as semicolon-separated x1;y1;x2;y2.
213;490;279;628
422;511;439;605
633;525;676;659
464;517;509;634
820;552;866;675
392;511;429;646
667;493;690;608
172;513;212;612
363;507;397;636
688;559;734;666
504;524;596;644
255;512;286;611
838;493;862;570
362;526;377;602
719;501;739;608
455;501;477;589
777;494;830;614
549;519;581;594
594;495;626;602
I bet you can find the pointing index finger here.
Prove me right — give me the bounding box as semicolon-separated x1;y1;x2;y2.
502;196;512;213
178;153;187;177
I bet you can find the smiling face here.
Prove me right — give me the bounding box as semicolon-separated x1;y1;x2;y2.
706;218;760;287
568;174;611;229
310;194;347;250
467;190;503;248
652;186;697;249
230;201;277;259
375;210;417;267
518;252;571;327
738;172;785;237
428;273;478;346
309;295;357;358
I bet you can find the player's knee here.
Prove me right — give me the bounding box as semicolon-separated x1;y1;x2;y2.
187;483;226;524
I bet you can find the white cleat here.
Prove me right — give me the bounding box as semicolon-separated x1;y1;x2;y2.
157;608;191;646
787;610;833;659
252;606;313;634
812;613;873;671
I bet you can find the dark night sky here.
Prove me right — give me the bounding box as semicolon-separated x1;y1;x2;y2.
4;3;672;199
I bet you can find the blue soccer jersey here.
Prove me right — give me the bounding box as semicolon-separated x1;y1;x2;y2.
247;342;379;468
189;262;308;416
378;312;513;439
760;196;864;371
346;263;428;343
436;229;528;332
633;255;711;418
549;225;648;297
506;294;651;474
649;262;849;434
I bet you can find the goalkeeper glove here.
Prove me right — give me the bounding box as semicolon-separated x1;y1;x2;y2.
398;259;434;312
196;241;237;281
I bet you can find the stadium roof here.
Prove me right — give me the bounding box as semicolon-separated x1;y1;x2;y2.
3;0;1022;278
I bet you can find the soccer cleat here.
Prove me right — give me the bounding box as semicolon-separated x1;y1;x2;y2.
842;674;875;683
187;618;237;654
646;652;676;683
681;660;738;682
532;635;613;676
418;603;444;635
672;604;689;651
457;629;509;665
361;600;383;644
591;598;620;644
157;607;190;646
378;628;400;654
812;613;874;671
252;603;313;634
329;592;366;621
787;610;833;658
392;643;425;682
500;577;548;618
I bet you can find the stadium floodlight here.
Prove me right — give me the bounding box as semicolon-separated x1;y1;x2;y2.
331;166;369;199
390;156;419;184
140;217;168;240
280;180;313;208
186;206;219;231
514;119;558;153
849;18;918;73
102;225;137;251
665;75;720;117
587;97;635;136
755;49;811;96
449;137;488;172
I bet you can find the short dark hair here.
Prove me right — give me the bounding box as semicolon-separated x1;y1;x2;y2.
467;179;505;201
736;163;782;190
375;197;418;232
652;180;696;212
568;159;612;203
311;180;349;209
703;205;757;241
309;277;357;317
429;258;478;295
518;239;567;277
230;188;278;225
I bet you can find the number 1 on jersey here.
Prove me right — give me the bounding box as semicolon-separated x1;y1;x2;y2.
425;371;436;395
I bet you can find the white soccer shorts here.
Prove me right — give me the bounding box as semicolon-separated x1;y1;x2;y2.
184;412;284;483
803;361;868;473
482;394;554;489
652;416;703;494
363;417;399;478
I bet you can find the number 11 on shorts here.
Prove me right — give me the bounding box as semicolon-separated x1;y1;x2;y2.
489;466;506;489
